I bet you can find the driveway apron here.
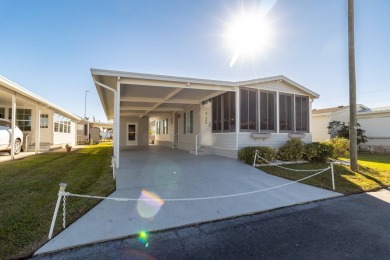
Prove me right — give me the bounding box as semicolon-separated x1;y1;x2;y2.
36;146;340;255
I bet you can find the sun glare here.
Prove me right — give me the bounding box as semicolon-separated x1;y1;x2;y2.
226;12;273;67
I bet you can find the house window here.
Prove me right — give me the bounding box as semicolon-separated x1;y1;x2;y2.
0;108;5;119
162;118;168;135
183;112;186;134
212;92;236;133
40;114;49;128
189;110;193;134
259;91;276;132
279;93;293;132
54;113;71;133
240;89;257;131
9;108;32;131
295;96;309;132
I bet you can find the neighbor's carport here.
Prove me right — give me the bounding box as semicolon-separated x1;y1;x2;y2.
36;146;340;255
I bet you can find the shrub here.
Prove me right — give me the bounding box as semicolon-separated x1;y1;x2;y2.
239;146;277;165
276;138;304;161
304;142;334;162
323;137;350;159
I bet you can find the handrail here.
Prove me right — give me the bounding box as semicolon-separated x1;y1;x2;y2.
195;134;201;156
24;132;31;152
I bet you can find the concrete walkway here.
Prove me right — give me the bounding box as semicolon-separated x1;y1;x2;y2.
36;146;341;255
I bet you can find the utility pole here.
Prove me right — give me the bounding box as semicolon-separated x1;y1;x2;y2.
84;90;89;120
348;0;358;171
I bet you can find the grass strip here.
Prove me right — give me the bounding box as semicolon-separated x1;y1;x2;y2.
0;142;115;259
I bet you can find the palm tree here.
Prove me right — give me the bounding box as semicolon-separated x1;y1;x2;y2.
348;0;358;171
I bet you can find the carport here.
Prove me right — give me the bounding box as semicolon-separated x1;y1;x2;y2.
36;146;340;255
0;76;80;159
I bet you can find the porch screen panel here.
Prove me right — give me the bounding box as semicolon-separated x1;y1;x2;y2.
223;92;236;132
279;93;293;132
240;89;257;131
212;96;221;132
260;91;276;132
295;96;309;132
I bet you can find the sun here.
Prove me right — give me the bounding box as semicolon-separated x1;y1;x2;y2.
225;12;273;67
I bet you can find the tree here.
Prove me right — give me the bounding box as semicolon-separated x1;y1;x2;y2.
327;120;367;145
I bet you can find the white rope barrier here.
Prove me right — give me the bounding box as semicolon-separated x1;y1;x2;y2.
253;150;330;172
48;155;334;239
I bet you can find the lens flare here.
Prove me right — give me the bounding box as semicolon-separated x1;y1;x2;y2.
138;230;150;248
137;190;164;219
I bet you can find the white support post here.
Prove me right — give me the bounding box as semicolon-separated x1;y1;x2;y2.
111;156;116;180
48;183;67;239
35;103;41;154
195;135;198;156
331;163;335;190
253;150;258;167
11;93;16;159
235;87;240;150
115;78;121;169
276;91;280;133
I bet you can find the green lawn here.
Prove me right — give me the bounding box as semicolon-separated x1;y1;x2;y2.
258;154;390;195
0;143;115;259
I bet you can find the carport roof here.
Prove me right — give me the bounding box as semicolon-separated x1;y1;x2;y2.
0;76;81;121
91;68;319;121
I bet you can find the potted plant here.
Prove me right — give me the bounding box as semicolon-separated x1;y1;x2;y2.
65;144;72;152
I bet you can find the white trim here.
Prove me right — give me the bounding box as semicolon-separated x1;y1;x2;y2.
235;87;240;150
212;146;238;151
0;76;80;121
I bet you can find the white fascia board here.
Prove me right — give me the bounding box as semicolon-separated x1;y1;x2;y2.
237;75;320;99
91;68;235;87
0;76;81;122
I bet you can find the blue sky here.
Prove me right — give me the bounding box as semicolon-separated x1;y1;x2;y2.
0;0;389;122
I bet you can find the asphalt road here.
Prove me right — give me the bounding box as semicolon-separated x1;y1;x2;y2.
34;189;390;260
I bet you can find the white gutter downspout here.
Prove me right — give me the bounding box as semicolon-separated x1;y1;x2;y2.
93;78;120;169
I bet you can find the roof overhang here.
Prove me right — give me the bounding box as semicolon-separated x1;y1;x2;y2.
0;76;81;121
91;69;319;121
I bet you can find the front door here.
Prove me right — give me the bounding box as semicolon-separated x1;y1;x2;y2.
127;122;138;146
200;101;212;146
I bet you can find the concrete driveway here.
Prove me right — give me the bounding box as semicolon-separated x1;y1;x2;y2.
36;146;340;255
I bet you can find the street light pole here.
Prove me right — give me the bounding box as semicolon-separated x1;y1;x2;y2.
84;90;89;120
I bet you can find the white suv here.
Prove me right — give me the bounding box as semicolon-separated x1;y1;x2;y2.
0;119;24;154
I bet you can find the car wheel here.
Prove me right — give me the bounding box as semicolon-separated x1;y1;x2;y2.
14;139;22;154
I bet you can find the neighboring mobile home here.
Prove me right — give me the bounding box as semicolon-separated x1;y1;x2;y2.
92;69;319;168
312;105;390;151
0;76;80;158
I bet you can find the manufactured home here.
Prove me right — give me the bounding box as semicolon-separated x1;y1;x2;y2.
92;69;319;168
0;76;80;158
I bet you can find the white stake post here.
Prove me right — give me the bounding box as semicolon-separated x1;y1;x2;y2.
331;163;335;190
111;156;116;180
48;183;67;239
253;150;258;167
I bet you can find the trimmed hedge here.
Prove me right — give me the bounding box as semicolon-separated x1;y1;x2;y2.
304;142;334;162
276;138;304;161
239;146;277;165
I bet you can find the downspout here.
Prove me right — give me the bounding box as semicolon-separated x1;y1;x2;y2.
93;78;119;169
